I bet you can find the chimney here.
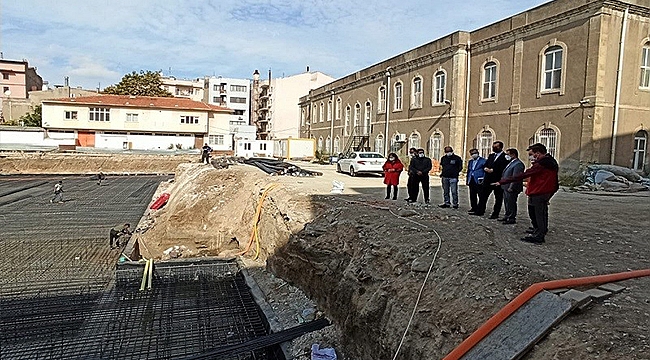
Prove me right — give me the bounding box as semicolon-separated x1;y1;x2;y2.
306;66;310;72
253;70;260;81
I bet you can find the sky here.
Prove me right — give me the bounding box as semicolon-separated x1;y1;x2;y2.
1;0;547;90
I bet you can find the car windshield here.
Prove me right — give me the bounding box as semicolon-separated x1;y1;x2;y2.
358;153;384;158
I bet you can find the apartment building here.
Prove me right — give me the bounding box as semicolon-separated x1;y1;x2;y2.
301;0;650;173
1;58;43;122
251;69;334;140
41;95;233;151
160;76;205;102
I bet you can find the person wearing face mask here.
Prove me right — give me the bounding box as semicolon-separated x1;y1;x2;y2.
494;143;559;244
382;152;404;200
405;147;418;202
466;148;486;214
474;141;510;218
438;146;463;208
407;148;432;203
498;148;525;224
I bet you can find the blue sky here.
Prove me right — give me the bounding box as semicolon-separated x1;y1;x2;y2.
1;0;546;89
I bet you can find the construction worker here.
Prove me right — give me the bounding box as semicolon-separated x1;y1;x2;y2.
110;223;132;249
50;180;64;203
201;143;212;164
97;172;106;186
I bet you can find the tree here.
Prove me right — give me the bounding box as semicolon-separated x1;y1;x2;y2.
103;70;173;97
18;104;42;127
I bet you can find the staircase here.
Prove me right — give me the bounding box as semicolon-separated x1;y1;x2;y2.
341;126;371;156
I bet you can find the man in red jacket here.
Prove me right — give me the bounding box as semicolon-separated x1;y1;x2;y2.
494;143;559;244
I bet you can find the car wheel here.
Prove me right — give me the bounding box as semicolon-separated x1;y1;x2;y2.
336;163;341;173
350;166;356;177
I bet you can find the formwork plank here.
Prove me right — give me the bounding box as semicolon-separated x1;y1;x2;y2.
461;290;573;360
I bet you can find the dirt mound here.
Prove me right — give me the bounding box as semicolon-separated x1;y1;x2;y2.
0;152;198;174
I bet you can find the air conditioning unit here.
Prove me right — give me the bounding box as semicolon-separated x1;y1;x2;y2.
395;133;407;142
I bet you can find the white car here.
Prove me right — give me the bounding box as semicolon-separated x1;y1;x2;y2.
337;152;385;176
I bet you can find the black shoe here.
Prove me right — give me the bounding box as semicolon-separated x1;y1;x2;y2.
438;203;450;208
385;196;390;200
453;205;459;209
489;214;500;219
406;199;415;203
503;219;516;224
392;197;397;200
468;209;476;213
498;217;508;222
520;235;545;244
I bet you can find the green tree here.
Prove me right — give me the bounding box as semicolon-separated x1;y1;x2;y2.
103;70;173;97
19;104;42;127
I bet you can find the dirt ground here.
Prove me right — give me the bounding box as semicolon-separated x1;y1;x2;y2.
134;160;650;359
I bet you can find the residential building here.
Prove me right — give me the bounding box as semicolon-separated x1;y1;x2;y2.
1;58;43;122
160;75;205;101
301;0;650;174
251;69;334;140
41;95;233;151
203;76;256;146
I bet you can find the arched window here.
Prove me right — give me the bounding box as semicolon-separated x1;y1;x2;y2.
312;104;317;122
412;77;423;108
375;134;385;155
409;132;420;150
317;136;324;151
428;132;443;160
640;43;650;89
394;82;403;111
633;130;647;171
336;98;342;120
433;71;446;105
542;46;563;91
478;130;493;158
333;136;341;154
354;103;361;130
301;108;306;126
345;105;351;136
363;101;372;135
327;100;333;122
537;128;557;158
483;62;497;100
319;102;324;122
378;86;386;113
325;135;331;153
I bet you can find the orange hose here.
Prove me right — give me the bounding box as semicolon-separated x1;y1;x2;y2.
444;269;650;360
237;184;278;259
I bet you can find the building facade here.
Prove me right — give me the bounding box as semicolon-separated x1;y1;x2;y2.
300;0;650;173
160;76;205;102
1;59;43;122
251;69;334;140
42;95;233;151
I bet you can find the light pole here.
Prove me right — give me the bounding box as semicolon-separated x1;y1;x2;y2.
384;68;391;157
329;90;335;156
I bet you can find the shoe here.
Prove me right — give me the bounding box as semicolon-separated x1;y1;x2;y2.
520;235;545;244
468;211;476;214
468;209;476;213
489;214;500;219
385;196;390;200
438;204;450;208
453;205;459;209
406;199;415;203
392;197;397;200
498;218;508;222
425;200;430;204
503;220;516;224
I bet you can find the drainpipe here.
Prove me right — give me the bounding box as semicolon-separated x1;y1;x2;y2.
384;67;392;157
330;91;335;155
462;40;471;159
611;7;629;165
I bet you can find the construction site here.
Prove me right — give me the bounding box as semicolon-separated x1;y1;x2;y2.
1;152;649;359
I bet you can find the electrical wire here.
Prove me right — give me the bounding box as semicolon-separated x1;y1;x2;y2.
237;183;279;260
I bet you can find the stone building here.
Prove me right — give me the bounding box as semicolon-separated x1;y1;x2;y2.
300;0;650;173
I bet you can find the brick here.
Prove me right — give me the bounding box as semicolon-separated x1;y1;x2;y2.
583;288;613;300
598;283;626;294
560;289;591;307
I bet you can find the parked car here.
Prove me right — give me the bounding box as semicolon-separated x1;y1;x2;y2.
337;152;385;176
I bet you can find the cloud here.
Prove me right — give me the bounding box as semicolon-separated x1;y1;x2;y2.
1;0;547;89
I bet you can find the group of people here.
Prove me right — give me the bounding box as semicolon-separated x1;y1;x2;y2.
381;141;559;244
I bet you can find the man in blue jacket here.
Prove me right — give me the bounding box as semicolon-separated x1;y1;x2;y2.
466;148;486;214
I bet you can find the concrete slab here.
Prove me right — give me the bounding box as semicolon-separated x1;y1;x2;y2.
584;288;613;300
560;289;592;307
461;290;573;360
598;283;626;294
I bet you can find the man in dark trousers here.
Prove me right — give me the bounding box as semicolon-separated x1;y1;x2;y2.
201;143;212;164
499;148;525;224
466;148;486;214
439;146;462;208
407;148;432;204
474;141;509;218
110;223;133;249
494;143;559;243
405;147;418;202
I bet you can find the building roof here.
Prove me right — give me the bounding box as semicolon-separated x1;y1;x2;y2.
42;95;232;113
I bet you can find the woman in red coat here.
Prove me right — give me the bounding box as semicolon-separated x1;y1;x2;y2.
383;152;404;200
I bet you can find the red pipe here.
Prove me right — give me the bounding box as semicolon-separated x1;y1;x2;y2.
444;269;650;360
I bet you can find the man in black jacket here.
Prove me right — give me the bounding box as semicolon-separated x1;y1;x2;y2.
405;147;418;201
439;146;463;208
473;141;510;218
407;148;432;204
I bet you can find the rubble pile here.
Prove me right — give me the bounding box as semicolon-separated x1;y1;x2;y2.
578;164;650;192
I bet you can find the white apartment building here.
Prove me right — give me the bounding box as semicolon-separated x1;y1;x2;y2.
41;95;233;151
203;76;256;146
160;76;205;102
252;70;334;140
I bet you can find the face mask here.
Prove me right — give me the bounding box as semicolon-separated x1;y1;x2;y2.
529;155;535;161
409;153;415;158
445;152;453;157
505;155;512;161
418;153;424;158
471;153;479;160
388;157;395;161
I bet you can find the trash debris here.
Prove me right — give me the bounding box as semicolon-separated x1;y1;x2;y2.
162;245;191;259
330;180;344;194
311;344;337;360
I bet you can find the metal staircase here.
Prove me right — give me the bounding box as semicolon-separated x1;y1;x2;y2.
342;126;370;156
